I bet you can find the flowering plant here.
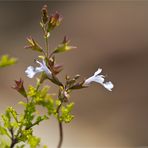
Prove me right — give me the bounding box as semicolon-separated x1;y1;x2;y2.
0;5;113;148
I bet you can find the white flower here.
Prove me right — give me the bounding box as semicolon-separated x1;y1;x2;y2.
25;60;52;78
84;68;114;91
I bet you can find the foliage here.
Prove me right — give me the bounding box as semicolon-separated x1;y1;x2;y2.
0;55;17;68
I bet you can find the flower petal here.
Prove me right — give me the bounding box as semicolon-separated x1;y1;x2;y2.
84;76;94;85
25;66;36;78
94;68;102;76
35;67;44;73
94;75;105;84
36;60;52;78
103;81;114;91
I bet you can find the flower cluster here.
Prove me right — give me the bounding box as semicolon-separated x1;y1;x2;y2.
25;59;113;91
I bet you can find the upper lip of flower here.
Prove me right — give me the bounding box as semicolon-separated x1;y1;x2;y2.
83;68;114;91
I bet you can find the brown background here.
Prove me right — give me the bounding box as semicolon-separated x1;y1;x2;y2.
0;1;148;147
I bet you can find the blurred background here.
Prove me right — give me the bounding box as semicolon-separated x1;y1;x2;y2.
0;1;148;147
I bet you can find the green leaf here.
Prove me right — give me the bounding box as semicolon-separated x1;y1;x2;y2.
27;135;40;148
27;86;37;97
0;55;17;68
29;85;54;116
7;107;18;122
0;126;9;136
18;129;33;142
1;110;11;128
0;135;10;148
56;100;61;107
16;144;25;148
23;103;36;127
60;102;75;123
35;115;48;125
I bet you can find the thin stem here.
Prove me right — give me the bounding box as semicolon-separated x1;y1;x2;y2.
57;121;63;148
10;128;17;148
25;118;44;130
44;35;49;58
42;24;49;57
56;100;64;148
45;36;49;55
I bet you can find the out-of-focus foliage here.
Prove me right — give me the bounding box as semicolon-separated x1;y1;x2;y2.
0;55;17;68
0;83;53;147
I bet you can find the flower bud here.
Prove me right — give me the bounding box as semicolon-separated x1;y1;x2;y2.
69;81;86;90
52;36;76;54
25;36;43;52
46;56;63;75
59;87;70;102
12;78;27;98
47;11;63;32
41;5;49;24
74;74;80;80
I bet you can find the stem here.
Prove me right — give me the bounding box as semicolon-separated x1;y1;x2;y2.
25;94;29;104
45;36;49;58
42;24;49;57
25;119;44;130
10;128;17;148
10;139;17;148
45;36;49;52
57;121;63;148
57;102;63;148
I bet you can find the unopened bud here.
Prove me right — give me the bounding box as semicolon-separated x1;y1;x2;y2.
41;5;49;24
12;78;27;98
74;74;80;80
47;11;63;32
